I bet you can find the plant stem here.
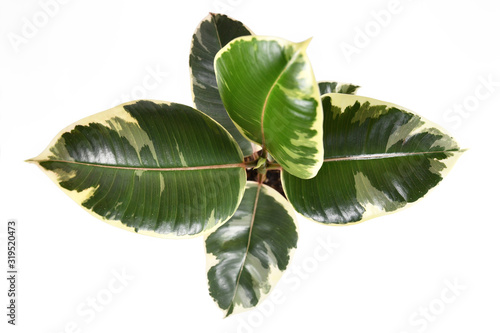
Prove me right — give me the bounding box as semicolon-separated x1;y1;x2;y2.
244;148;282;171
260;148;268;160
244;160;259;168
257;172;266;184
267;163;282;170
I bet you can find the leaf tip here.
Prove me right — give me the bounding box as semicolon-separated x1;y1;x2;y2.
25;158;39;164
298;37;313;50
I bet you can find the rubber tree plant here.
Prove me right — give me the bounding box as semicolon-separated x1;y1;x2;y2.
28;13;463;316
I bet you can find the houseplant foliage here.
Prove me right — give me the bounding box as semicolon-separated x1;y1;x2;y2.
28;13;463;316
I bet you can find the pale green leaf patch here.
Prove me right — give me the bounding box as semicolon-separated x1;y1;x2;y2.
215;36;323;179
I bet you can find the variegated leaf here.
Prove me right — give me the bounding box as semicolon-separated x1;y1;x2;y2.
215;36;323;179
190;13;256;156
282;93;463;224
318;81;360;95
205;181;298;317
29;100;247;238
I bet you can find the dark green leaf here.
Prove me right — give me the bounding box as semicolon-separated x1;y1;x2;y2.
282;93;463;224
190;13;255;156
29;100;247;238
205;181;298;316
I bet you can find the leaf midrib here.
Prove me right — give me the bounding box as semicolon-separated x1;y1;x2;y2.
226;182;262;316
323;150;463;162
260;47;303;149
211;15;223;50
32;159;246;171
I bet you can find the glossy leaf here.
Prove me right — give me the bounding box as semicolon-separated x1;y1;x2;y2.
190;13;256;156
282;93;463;225
205;181;298;317
318;81;360;95
29;100;247;238
215;36;323;179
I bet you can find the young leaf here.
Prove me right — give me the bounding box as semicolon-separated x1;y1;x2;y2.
215;36;323;179
190;13;256;156
29;100;247;238
205;181;298;317
282;93;463;224
318;81;360;95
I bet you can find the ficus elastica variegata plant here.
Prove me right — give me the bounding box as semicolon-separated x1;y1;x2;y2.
28;13;463;317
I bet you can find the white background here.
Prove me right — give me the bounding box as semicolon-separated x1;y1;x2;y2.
1;0;499;332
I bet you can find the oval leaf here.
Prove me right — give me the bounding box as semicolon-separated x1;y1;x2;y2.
318;81;360;95
205;181;298;317
282;93;463;224
215;36;323;179
29;100;247;238
190;13;256;156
